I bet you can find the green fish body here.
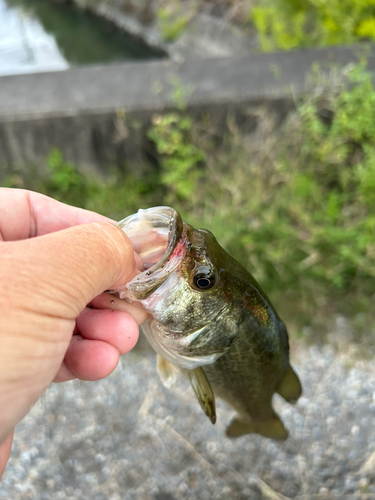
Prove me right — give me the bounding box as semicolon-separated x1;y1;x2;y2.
117;207;302;440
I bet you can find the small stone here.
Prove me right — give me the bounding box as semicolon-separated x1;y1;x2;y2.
221;486;232;495
95;453;105;463
206;442;217;454
46;479;55;489
326;415;335;425
344;477;355;492
178;482;188;493
351;425;360;436
267;442;277;454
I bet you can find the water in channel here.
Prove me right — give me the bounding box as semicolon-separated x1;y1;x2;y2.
0;0;162;76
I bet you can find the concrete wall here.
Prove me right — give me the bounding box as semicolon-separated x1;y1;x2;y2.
0;45;374;179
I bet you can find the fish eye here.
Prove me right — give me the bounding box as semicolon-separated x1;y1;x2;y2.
193;273;216;290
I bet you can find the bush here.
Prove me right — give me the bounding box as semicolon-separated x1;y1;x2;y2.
251;0;375;51
4;64;375;334
4;149;163;221
146;64;375;330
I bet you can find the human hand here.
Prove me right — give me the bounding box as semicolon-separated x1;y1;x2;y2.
0;188;148;477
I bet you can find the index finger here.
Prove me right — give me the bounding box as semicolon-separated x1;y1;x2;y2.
0;188;112;241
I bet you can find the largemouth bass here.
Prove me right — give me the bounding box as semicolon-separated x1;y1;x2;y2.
116;207;302;440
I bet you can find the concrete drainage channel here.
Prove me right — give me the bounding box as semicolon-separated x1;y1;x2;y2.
0;44;374;178
81;1;259;60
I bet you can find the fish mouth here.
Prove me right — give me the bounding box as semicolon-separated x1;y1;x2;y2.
116;207;184;300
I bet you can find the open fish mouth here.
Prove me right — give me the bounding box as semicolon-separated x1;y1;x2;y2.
116;207;223;369
116;207;185;301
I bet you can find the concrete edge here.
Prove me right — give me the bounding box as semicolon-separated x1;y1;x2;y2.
1;44;374;122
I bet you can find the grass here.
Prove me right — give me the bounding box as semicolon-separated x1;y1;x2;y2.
4;63;375;341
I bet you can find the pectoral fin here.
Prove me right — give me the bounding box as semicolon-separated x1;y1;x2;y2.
226;411;288;440
183;367;216;424
157;355;177;388
275;364;302;404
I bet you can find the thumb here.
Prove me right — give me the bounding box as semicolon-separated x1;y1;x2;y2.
1;221;137;320
0;222;137;441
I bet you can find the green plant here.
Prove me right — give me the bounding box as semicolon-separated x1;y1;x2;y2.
157;1;195;42
147;112;205;201
44;149;94;207
251;0;375;51
146;64;375;334
169;76;194;111
4;63;375;338
2;148;163;220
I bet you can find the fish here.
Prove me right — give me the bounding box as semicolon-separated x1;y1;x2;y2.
116;206;302;440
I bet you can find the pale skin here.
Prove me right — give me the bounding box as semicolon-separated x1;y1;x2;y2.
0;188;149;478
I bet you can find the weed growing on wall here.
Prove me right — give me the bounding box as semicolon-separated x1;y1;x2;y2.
147;112;205;201
156;0;196;41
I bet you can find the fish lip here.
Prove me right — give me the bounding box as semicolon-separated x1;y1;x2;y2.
116;207;184;300
145;207;183;276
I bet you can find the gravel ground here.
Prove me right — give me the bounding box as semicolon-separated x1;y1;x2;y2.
1;321;375;500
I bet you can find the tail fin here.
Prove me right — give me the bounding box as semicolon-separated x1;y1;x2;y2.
226;412;288;440
276;364;302;404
